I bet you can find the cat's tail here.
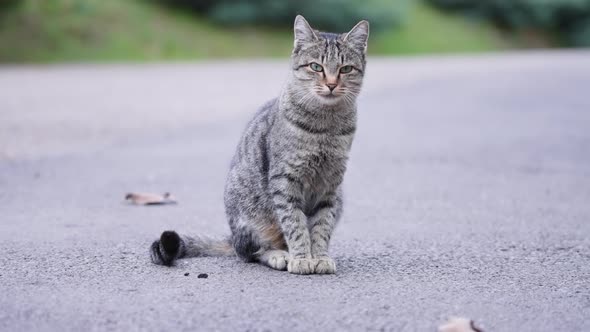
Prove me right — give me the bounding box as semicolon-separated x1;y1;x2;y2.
150;230;234;266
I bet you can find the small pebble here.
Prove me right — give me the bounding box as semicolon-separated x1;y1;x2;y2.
184;272;189;276
197;273;208;279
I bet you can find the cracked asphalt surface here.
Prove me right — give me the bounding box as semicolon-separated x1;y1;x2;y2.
1;52;589;331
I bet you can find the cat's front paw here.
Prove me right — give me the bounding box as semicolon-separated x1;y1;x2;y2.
314;257;336;274
287;258;315;275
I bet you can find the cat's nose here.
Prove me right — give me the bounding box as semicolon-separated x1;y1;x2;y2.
326;83;337;91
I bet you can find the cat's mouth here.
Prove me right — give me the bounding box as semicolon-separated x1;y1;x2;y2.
315;94;335;102
313;87;345;103
319;93;345;105
317;91;341;99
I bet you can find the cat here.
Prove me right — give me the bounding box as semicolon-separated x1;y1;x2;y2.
150;15;369;275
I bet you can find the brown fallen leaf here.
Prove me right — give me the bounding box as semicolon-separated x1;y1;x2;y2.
438;317;483;332
125;192;177;205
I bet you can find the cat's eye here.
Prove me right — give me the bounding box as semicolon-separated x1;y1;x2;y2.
340;65;353;74
309;62;323;72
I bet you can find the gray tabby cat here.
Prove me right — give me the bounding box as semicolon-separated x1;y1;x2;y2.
150;15;369;274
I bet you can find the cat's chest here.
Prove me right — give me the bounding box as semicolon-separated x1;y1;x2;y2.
297;133;350;161
272;118;354;183
294;135;351;185
298;137;348;210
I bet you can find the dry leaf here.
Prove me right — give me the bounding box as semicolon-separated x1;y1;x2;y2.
125;192;177;205
439;317;483;332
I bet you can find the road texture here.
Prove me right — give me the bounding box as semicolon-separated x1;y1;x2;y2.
1;52;589;331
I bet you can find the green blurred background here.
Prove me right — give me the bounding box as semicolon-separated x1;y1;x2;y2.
1;0;589;63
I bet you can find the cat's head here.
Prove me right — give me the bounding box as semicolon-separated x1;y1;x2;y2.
290;15;369;106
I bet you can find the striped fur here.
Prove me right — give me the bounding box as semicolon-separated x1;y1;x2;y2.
150;15;369;274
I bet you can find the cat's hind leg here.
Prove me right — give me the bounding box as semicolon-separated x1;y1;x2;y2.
253;221;289;270
232;218;289;271
257;249;289;271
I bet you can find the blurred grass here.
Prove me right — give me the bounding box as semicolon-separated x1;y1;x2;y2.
0;0;511;63
0;0;293;62
373;2;513;54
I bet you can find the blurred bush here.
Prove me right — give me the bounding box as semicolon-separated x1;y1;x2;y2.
427;0;590;46
0;0;18;11
155;0;406;33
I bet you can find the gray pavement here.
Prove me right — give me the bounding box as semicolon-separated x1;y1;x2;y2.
1;52;589;331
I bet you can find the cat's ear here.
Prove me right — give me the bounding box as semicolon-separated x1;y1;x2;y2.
343;20;369;54
293;15;318;47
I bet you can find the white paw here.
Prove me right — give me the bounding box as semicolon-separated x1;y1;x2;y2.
314;257;336;274
287;258;315;275
262;250;289;271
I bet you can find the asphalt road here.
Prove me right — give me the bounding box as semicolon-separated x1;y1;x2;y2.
1;52;589;331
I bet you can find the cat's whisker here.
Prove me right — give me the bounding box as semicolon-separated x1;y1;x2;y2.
296;91;315;107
